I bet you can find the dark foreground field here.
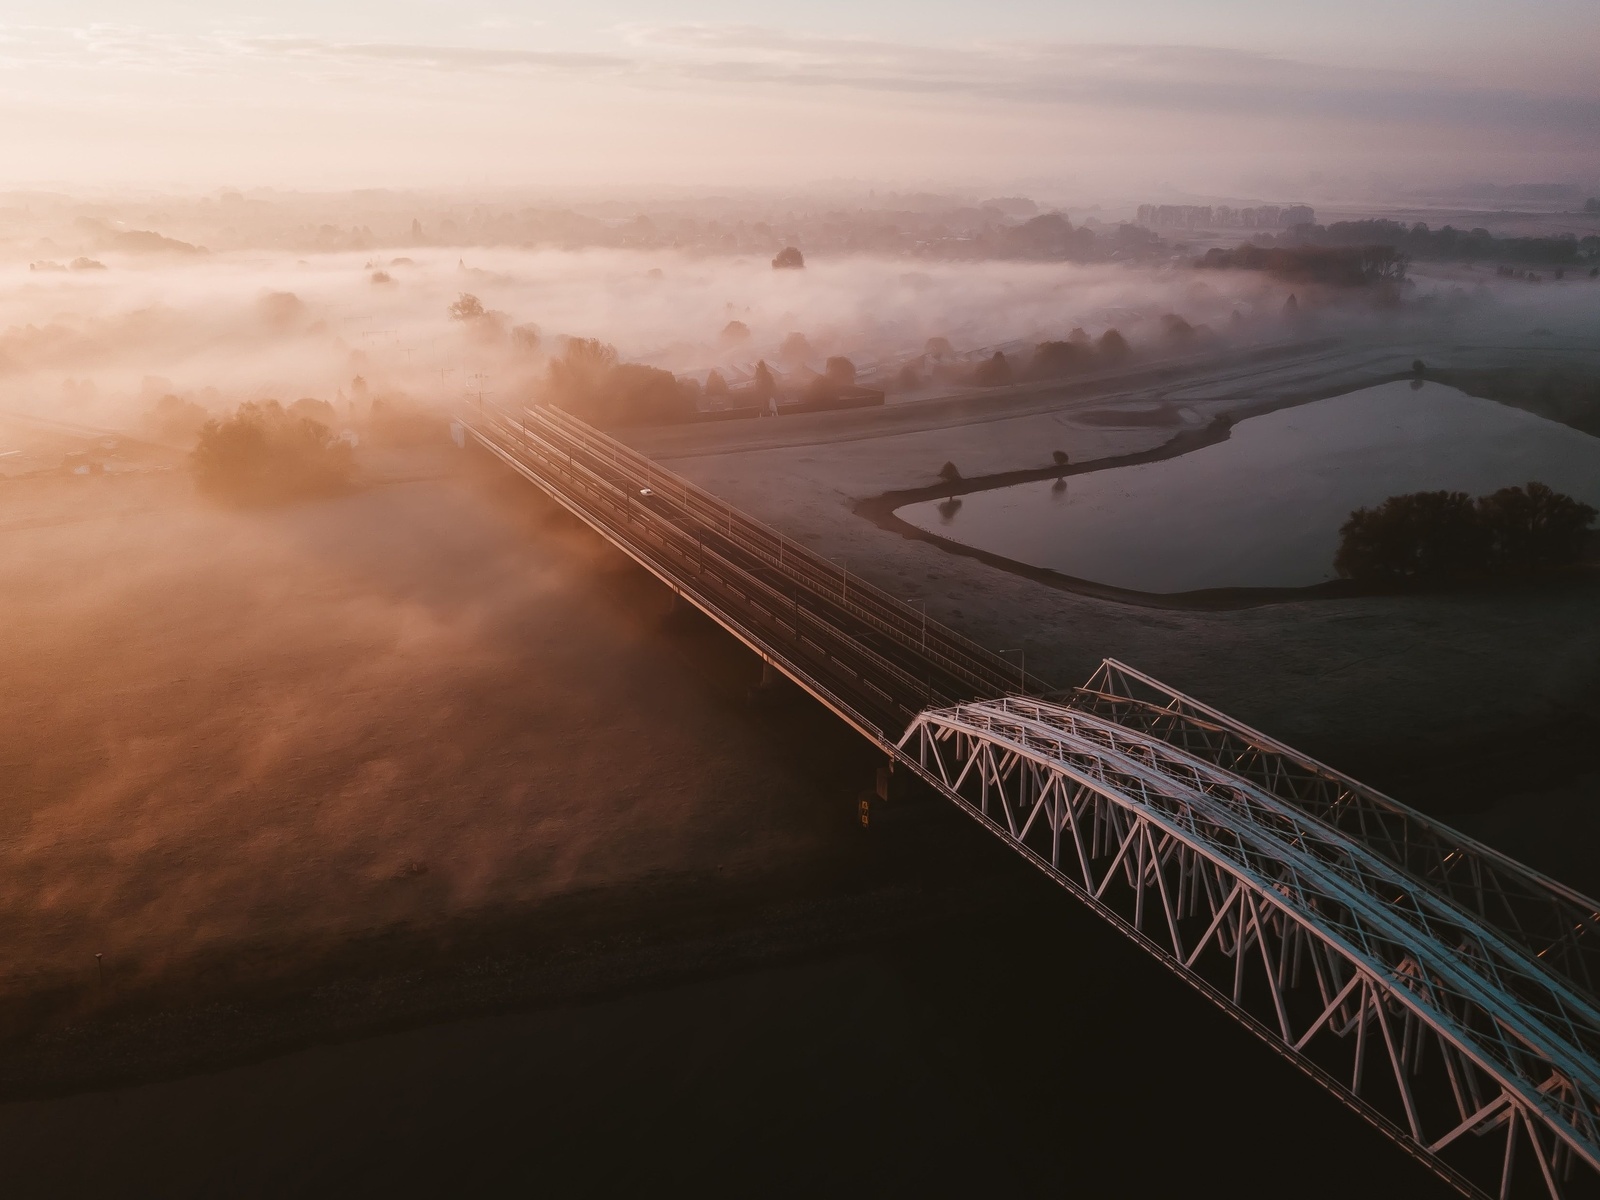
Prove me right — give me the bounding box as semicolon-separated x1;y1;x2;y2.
0;436;1570;1197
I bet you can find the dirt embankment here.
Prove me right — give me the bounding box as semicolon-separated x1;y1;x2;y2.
1431;365;1600;437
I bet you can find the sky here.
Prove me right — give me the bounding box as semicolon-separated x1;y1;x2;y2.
2;1;1597;196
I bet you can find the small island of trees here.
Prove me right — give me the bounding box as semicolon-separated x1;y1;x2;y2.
1335;483;1596;584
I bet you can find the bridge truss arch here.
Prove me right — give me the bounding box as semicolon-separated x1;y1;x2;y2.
899;673;1600;1200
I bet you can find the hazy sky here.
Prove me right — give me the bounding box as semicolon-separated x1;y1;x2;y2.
3;2;1597;195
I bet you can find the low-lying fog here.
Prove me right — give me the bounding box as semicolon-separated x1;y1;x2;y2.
7;242;1591;436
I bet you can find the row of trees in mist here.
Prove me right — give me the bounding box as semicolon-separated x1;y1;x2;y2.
1334;483;1596;583
1196;243;1409;288
1281;221;1600;267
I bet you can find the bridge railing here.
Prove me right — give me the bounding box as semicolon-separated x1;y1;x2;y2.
467;409;931;736
532;403;1035;700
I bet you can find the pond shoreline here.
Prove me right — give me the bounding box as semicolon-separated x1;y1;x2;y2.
855;370;1598;611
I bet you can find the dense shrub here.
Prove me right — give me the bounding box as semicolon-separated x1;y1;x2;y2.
191;400;352;503
1335;483;1596;582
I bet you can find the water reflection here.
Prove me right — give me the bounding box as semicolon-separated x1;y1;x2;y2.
895;381;1600;593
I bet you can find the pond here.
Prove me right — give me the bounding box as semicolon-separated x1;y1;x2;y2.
894;381;1600;594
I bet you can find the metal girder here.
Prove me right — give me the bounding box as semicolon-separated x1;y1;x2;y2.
1073;660;1600;1004
899;681;1600;1199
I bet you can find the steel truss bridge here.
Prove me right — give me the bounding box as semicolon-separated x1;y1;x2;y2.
461;401;1600;1198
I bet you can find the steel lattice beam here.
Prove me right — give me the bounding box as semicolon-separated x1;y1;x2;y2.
898;685;1600;1199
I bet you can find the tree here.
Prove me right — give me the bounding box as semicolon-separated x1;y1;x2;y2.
779;333;813;365
1098;329;1130;362
1334;491;1485;582
971;351;1013;386
191;400;353;504
938;461;962;487
1052;450;1070;467
546;337;692;426
1478;482;1597;573
449;293;485;321
288;397;336;425
1028;341;1088;378
704;369;729;397
924;336;953;359
825;356;856;387
720;320;750;345
752;361;777;403
771;246;805;269
1160;313;1195;343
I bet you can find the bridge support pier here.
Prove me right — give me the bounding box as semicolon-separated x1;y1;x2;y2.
745;658;789;708
860;762;929;830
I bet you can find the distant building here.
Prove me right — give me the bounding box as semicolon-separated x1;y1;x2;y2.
1136;203;1315;230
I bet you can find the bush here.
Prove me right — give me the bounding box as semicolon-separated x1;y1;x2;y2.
1335;483;1596;582
1098;329;1130;362
191;400;353;503
771;246;805;270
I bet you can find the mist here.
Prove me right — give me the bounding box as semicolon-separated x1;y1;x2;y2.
1;246;1572;440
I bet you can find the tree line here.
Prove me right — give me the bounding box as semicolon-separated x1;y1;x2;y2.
1284;220;1600;267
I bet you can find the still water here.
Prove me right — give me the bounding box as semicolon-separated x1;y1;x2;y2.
896;381;1600;593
